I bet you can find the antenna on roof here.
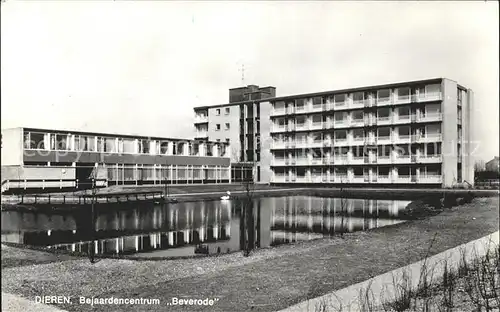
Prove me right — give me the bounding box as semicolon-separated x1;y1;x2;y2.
239;64;245;86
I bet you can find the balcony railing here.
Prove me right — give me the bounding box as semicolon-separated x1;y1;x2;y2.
394;135;411;144
397;175;411;183
271;159;287;166
418;113;443;122
394;95;411;104
350;118;364;126
377;116;392;124
377;155;392;164
350;157;364;165
272;141;287;149
411;92;442;103
272;175;287;183
310;122;323;130
334;138;349;146
333;120;347;128
271;108;286;116
419;174;442;184
418;155;443;163
377;135;392;144
376;97;393;106
195;131;208;138
194;115;208;123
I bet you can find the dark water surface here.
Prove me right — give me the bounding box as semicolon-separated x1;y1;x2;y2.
1;196;412;258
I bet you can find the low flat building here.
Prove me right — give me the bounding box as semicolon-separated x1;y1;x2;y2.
485;157;499;172
1;127;231;193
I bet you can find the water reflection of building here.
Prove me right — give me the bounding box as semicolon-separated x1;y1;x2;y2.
2;196;410;257
268;197;409;245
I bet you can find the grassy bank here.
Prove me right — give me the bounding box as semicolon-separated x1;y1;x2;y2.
1;196;498;312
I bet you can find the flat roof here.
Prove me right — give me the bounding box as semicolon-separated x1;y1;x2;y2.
194;77;457;110
3;127;227;145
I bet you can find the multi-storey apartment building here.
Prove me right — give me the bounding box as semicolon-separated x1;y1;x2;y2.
195;78;473;187
265;78;473;187
194;85;275;181
1;127;231;193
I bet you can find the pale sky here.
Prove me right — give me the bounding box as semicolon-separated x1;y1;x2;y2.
1;1;498;161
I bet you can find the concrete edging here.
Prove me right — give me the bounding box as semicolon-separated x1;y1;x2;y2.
278;231;500;312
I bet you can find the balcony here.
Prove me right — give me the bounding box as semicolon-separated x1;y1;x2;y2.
295;158;310;166
272;175;287;183
271;159;287;166
195;131;208;138
333;175;348;183
352;136;365;144
411;92;442;103
333;119;348;128
350;156;365;165
310;105;323;113
396;175;412;183
194;115;208;124
310;122;323;131
394;135;411;144
271;125;288;133
271;108;286;116
334;101;347;109
419;174;442;184
350;118;364;127
418;113;442;123
310;158;323;165
418;154;443;163
273;140;287;149
393;155;411;164
376;116;393;125
351;176;365;183
295;123;308;131
310;175;323;183
295;140;308;148
394;95;411;105
350;100;366;109
309;141;324;148
295;176;309;183
377;135;392;144
376;175;391;184
377;155;392;164
393;114;412;125
333;156;348;165
376;97;393;106
334;138;349;147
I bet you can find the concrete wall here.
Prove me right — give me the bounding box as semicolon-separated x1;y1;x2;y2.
259;101;273;183
207;105;241;163
1;128;23;166
441;79;458;187
463;89;475;183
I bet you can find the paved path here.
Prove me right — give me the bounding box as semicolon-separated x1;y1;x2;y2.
1;292;67;312
279;230;500;312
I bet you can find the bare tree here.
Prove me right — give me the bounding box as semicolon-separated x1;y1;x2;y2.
242;162;257;257
339;176;347;239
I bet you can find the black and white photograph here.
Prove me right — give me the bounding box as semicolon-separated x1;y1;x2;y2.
1;1;499;311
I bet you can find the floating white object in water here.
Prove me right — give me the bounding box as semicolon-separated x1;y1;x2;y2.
72;230;76;234
220;195;230;200
47;230;52;236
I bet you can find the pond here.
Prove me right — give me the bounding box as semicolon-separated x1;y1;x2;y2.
1;196;412;258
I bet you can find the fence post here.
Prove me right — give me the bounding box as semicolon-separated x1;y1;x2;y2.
63;195;66;204
48;194;51;204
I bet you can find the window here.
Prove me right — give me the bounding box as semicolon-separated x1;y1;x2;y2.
225;123;230;130
216;109;221;116
398;106;410;117
226;138;230;143
313;96;322;105
225;107;230;114
334;94;346;105
216;124;221;131
352;110;364;121
377;89;391;100
352;92;365;103
296;98;305;110
398;87;410;99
